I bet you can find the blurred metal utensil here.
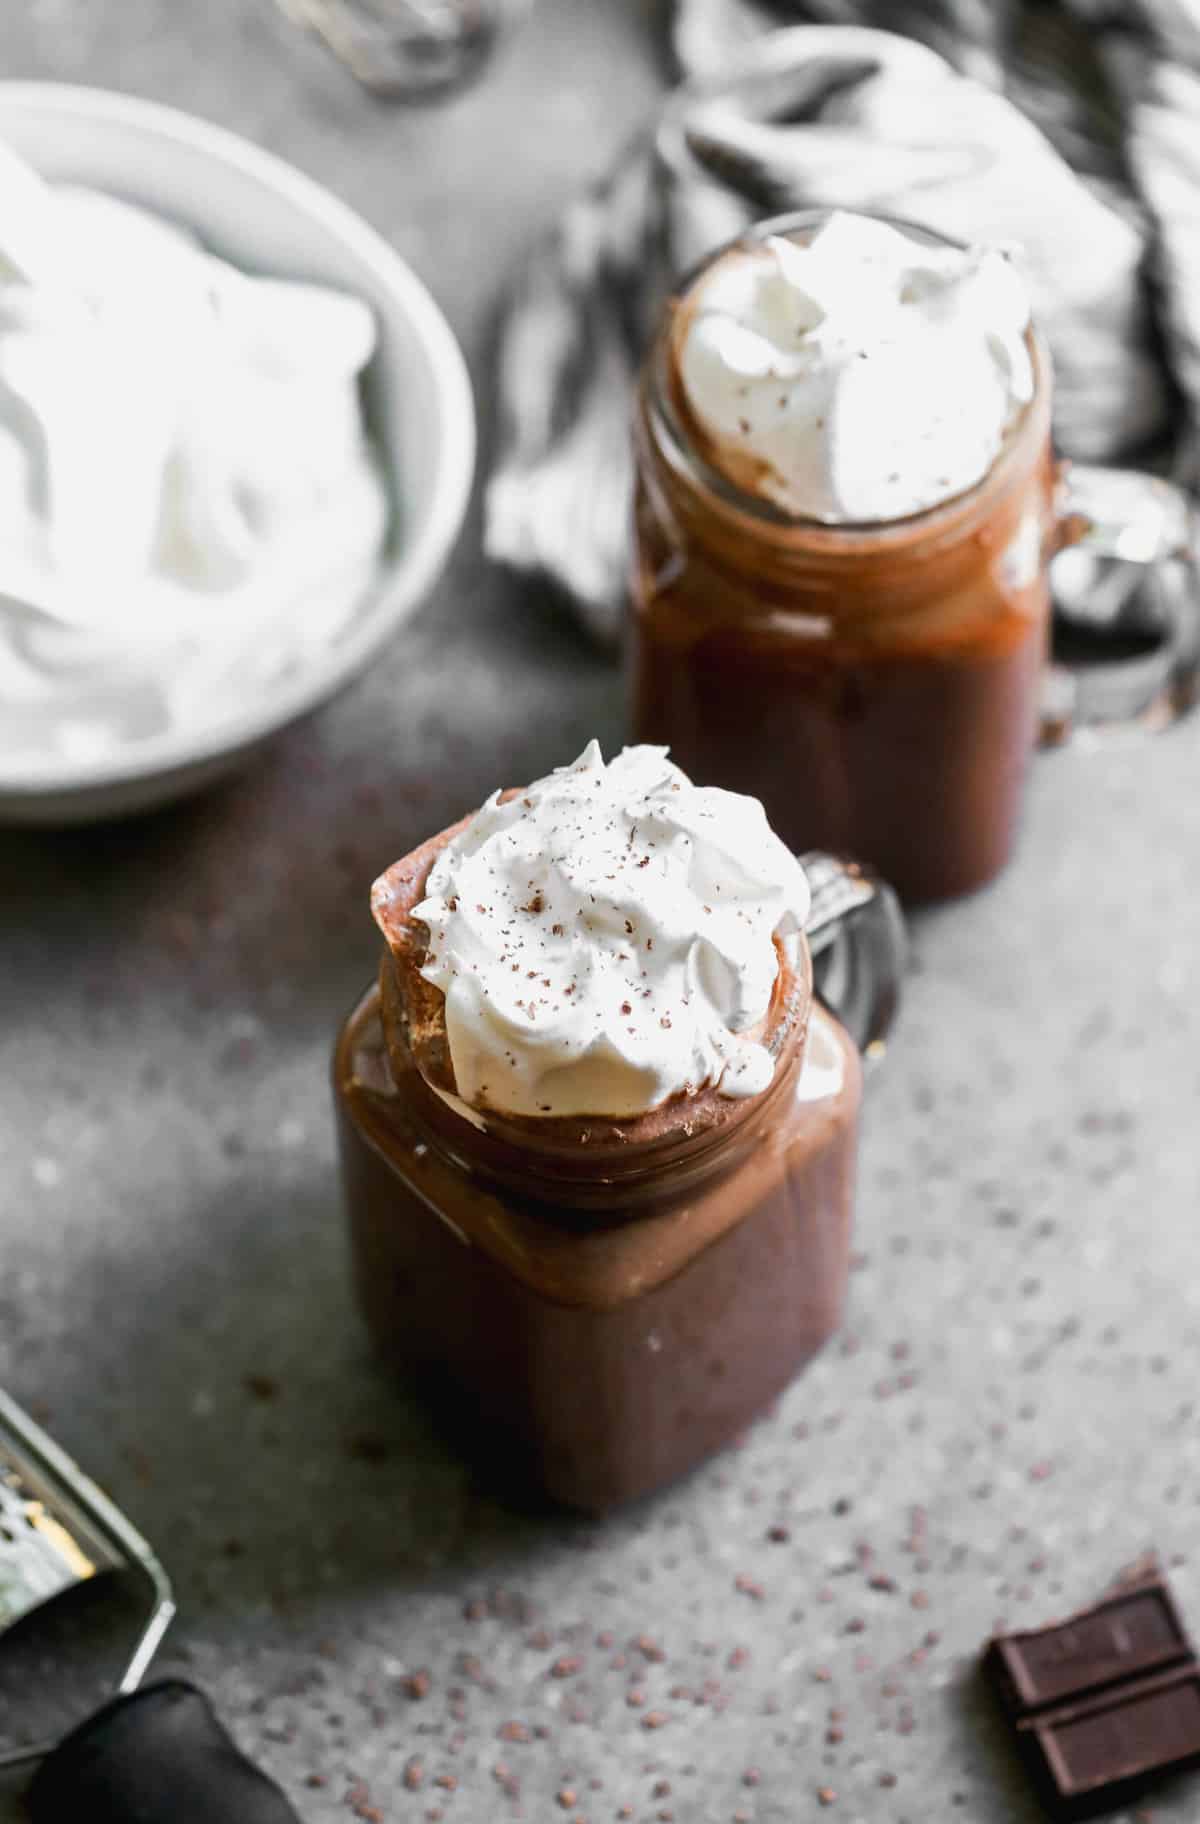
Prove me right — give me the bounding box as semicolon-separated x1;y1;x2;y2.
0;1387;303;1821
276;0;529;99
0;1387;174;1771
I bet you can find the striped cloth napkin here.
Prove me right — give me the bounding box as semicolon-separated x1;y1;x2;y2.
485;1;1200;642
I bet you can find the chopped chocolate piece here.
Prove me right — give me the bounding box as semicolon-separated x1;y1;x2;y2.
986;1578;1191;1716
985;1569;1200;1819
1021;1664;1200;1819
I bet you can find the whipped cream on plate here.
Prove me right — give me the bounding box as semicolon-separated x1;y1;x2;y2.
411;741;811;1120
0;142;389;775
676;210;1033;524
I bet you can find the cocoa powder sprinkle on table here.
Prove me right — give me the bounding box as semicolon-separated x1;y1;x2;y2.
243;1372;279;1402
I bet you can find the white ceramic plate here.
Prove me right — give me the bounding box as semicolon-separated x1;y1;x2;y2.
0;83;475;825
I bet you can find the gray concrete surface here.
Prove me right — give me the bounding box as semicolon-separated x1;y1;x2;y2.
4;4;1200;1820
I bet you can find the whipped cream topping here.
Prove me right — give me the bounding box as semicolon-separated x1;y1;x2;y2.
676;210;1033;523
412;742;811;1119
0;144;388;774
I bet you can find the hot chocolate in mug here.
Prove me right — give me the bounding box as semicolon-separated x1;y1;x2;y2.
335;787;903;1515
630;209;1199;903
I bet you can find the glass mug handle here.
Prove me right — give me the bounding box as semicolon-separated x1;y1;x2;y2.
801;853;906;1066
1044;464;1200;742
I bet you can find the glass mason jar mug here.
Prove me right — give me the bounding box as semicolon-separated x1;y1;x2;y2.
333;849;903;1513
630;211;1199;904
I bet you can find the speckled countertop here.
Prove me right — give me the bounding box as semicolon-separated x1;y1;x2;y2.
3;5;1200;1821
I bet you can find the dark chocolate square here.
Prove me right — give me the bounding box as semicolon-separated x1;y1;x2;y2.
984;1570;1200;1820
986;1579;1191;1715
1021;1664;1200;1819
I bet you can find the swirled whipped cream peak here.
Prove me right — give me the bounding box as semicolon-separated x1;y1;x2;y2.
675;210;1034;524
409;742;811;1120
0;144;388;774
